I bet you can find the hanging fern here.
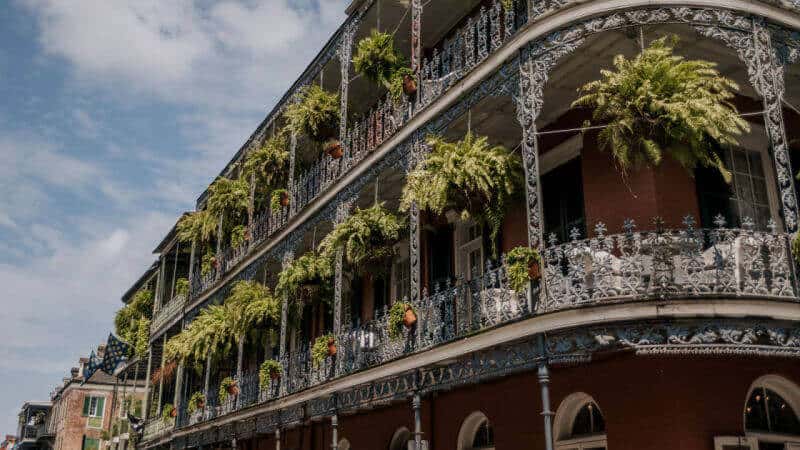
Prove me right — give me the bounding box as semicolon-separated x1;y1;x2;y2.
400;132;522;254
161;404;175;422
175;278;189;297
207;177;249;221
219;377;237;403
353;30;415;101
230;225;247;248
115;289;153;353
285;85;340;142
258;359;283;388
134;317;150;358
270;189;290;211
243;134;290;212
224;280;281;342
318;202;404;273
275;251;334;300
176;210;218;244
311;333;335;367
572;35;749;182
504;246;542;293
187;392;205;414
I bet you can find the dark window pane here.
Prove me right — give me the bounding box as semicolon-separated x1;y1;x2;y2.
543;158;586;243
766;388;800;435
472;420;494;448
572;403;593;437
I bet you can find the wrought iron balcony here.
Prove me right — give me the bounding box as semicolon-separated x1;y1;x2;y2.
142;416;174;443
175;219;798;430
186;0;527;302
151;293;187;334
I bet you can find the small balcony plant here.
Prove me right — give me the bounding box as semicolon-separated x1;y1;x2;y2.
270;189;290;211
504;246;543;293
243;133;290;218
201;251;218;277
161;403;176;421
318;202;404;276
187;392;205;414
311;333;337;366
353;30;416;101
259;359;283;388
388;301;417;340
572;35;749;182
230;225;247;248
286;84;340;146
175;278;189;297
400;132;522;255
219;377;239;403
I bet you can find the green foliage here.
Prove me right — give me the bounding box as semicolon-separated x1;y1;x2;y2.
311;333;335;367
353;30;414;101
572;35;749;182
207;177;249;224
275;251;333;300
400;132;522;254
243;134;290;212
175;278;189;297
230;225;247;248
201;251;217;276
224;280;281;342
187;392;205;414
115;289;154;352
792;233;800;266
285;85;340;141
270;189;290;211
177;210;218;245
388;301;415;340
161;404;175;422
134;317;150;358
259;359;283;388
501;0;513;10
504;246;542;293
219;377;237;403
319;203;404;273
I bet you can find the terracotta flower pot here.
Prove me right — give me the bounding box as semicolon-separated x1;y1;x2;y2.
403;306;417;328
327;338;337;357
402;74;417;96
212;257;220;270
280;191;290;207
324;139;343;159
528;260;541;281
170;408;177;418
197;400;204;409
227;381;239;396
270;370;281;381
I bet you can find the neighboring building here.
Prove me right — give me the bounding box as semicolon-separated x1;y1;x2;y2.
0;435;17;450
14;401;50;450
48;351;146;450
109;0;800;449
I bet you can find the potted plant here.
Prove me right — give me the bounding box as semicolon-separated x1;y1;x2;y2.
219;377;239;403
243;133;290;221
259;359;283;388
270;189;290;211
176;209;217;245
311;333;336;366
175;278;189;297
400;132;522;255
388;301;417;340
187;392;205;414
572;35;748;182
201;251;218;276
230;225;248;248
353;30;416;101
324;138;344;159
275;251;333;301
505;246;543;293
161;403;176;421
318;202;404;275
285;84;340;143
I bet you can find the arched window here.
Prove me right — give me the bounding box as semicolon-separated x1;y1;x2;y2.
554;393;608;450
389;427;411;450
743;375;800;448
457;412;495;450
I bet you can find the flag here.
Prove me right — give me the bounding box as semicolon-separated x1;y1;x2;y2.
101;333;132;375
82;350;101;384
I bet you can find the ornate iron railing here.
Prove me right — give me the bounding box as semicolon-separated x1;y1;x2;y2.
184;0;528;302
151;293;187;334
142;417;174;442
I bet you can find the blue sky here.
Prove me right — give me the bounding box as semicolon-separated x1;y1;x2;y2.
0;0;347;434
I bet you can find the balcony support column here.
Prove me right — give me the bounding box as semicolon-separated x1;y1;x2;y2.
172;362;185;420
275;428;281;450
338;20;355;162
409;200;421;348
188;239;197;288
236;335;245;408
334;200;353;376
203;352;212;400
411;0;422;77
331;414;339;450
288;133;297;216
154;255;165;312
412;394;422;450
279;250;294;396
169;241;180;302
156;334;167;415
537;335;554;450
142;348;152;420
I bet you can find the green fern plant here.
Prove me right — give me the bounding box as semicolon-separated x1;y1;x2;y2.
176;210;218;245
572;35;749;182
201;251;217;276
311;333;335;367
270;189;290;211
258;359;283;388
230;225;247;248
219;377;237;403
134;317;150;358
207;177;249;222
353;30;415;101
175;278;189;297
243;134;290;215
161;404;175;422
400;132;522;254
504;246;542;293
285;85;340;142
187;392;205;414
318;203;404;273
275;251;333;300
387;301;416;340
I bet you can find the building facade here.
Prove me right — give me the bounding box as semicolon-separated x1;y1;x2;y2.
132;0;800;449
14;402;50;450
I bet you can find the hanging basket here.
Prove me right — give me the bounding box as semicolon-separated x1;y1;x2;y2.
402;74;417;96
227;380;240;396
280;191;290;207
327;337;338;357
528;260;542;281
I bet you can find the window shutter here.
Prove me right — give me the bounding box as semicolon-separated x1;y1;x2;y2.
96;397;105;418
82;397;90;416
